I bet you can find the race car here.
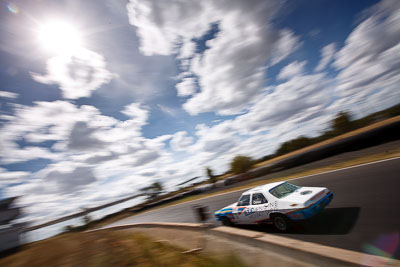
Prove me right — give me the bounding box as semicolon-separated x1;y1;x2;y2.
214;181;333;231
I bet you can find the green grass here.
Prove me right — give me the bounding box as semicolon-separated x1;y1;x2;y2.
0;232;245;267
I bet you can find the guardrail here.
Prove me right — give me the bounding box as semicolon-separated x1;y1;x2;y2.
90;223;400;267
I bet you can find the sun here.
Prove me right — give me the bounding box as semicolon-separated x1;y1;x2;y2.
37;20;83;55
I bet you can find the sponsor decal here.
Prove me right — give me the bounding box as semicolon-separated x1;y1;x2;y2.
242;201;279;220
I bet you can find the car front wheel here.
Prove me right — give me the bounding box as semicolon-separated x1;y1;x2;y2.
221;216;234;226
272;214;290;232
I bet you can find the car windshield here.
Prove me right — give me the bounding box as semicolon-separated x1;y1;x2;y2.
269;183;301;199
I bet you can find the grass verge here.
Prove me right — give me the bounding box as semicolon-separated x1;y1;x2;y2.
0;231;245;267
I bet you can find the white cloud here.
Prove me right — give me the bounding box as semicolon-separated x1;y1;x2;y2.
121;102;149;125
66;121;108;152
0;168;30;186
234;73;333;135
0;90;18;99
31;48;114;99
278;60;307;80
176;77;196;96
0;101;115;163
1;100;170;222
178;40;196;59
332;0;400;114
0;114;14;121
270;29;302;66
170;131;194;151
35;165;97;194
127;0;301;115
127;0;217;56
314;43;336;72
0;100;150;165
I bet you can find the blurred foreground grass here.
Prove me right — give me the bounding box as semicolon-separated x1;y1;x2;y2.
0;231;245;267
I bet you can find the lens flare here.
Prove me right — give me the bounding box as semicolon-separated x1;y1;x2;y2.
362;232;399;265
7;3;19;14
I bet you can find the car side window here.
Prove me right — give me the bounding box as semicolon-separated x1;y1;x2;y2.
252;193;268;205
237;194;250;206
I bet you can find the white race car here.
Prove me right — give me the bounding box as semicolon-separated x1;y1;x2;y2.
214;181;333;231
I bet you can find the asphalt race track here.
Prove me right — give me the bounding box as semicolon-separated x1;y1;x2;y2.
105;157;400;259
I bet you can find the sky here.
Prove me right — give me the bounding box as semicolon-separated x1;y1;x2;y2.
0;0;399;224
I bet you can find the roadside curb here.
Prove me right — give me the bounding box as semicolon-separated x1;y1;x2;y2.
213;226;399;267
91;222;208;232
90;222;400;267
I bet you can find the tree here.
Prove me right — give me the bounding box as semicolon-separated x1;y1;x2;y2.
331;111;354;134
230;155;254;174
205;167;216;184
275;136;313;156
141;181;164;200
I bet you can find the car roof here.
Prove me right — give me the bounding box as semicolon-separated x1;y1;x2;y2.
242;181;286;195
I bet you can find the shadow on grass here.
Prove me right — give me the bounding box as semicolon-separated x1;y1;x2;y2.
236;207;361;235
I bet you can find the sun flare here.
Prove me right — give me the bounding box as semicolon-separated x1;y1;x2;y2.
37;20;83;55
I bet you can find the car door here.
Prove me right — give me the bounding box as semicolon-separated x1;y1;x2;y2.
232;194;252;224
251;192;272;223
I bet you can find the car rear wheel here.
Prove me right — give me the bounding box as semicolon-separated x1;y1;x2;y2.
221;216;234;226
272;214;290;232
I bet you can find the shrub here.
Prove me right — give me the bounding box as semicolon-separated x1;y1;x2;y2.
230;155;254;174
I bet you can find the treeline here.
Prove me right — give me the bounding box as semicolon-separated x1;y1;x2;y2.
258;103;400;162
209;103;400;177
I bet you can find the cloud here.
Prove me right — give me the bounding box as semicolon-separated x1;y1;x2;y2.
0;101;108;163
0;168;29;186
0;90;18;99
178;40;196;59
234;73;332;134
31;48;114;99
132;150;160;167
127;0;301;115
278;60;307;80
121;102;149;124
40;166;97;194
0;100;149;164
67;121;108;151
314;43;336;72
332;0;400;113
170;131;194;151
176;77;196;96
314;43;336;71
127;0;217;56
270;29;302;66
1;100;163;207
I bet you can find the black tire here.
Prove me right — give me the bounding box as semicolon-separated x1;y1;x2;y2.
271;214;290;232
221;216;234;226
